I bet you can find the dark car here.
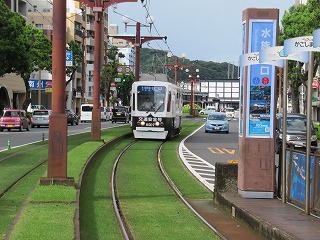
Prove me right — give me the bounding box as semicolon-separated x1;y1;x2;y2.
111;107;130;123
275;113;318;153
66;109;79;126
0;109;30;132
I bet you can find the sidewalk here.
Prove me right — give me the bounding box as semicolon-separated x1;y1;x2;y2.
215;163;320;240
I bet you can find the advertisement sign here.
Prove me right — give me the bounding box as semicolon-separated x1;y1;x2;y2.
28;79;52;90
247;20;276;137
260;46;309;64
288;152;314;203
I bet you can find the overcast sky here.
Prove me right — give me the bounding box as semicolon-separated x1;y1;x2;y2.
109;0;295;64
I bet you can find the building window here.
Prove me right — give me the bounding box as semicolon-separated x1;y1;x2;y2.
217;82;224;87
225;93;231;98
217;88;223;93
225;88;231;93
225;82;232;87
232;88;239;93
232;93;239;98
232;82;239;87
35;24;43;28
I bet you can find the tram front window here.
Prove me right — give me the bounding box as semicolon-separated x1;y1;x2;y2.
137;86;166;112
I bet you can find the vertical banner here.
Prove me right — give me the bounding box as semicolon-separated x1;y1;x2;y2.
247;20;276;138
239;22;246;136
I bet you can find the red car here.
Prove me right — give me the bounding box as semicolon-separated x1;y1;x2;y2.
0;109;30;132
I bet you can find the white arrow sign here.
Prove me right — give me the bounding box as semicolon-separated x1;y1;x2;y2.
284;36;320;55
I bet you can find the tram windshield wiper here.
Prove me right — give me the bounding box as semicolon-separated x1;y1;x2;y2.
154;103;164;114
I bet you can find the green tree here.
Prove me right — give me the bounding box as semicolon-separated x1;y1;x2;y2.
0;0;27;76
116;72;134;106
66;40;83;86
280;0;320;112
100;46;124;106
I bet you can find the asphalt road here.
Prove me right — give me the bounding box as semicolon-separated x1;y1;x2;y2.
185;120;239;166
0;121;125;151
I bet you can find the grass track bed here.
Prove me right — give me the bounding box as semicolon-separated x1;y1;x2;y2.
1;126;131;239
161;121;211;199
80;138;134;240
117;139;218;240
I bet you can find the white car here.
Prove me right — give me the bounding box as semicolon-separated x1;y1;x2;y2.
226;108;235;118
27;104;47;113
100;107;112;121
200;106;216;115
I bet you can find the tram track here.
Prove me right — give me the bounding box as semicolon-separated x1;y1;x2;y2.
111;139;224;240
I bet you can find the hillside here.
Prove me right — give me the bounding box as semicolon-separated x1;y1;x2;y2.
140;48;238;81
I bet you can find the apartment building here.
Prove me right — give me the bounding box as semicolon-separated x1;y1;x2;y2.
0;0;28;112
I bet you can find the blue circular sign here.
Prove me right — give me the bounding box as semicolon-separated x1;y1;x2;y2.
253;77;260;85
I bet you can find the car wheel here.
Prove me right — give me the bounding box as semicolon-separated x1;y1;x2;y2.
0;128;3;132
26;125;30;131
19;125;23;132
226;131;229;134
8;128;11;132
71;121;74;126
205;130;208;133
37;125;40;128
31;124;34;128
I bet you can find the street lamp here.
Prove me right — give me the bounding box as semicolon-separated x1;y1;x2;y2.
122;15;130;32
185;68;200;116
146;15;155;31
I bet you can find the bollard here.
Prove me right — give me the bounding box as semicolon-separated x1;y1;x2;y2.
42;133;45;142
7;137;11;151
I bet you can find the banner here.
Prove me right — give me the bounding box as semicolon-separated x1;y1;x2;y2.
260;46;309;66
246;20;277;137
313;28;320;48
283;36;320;55
240;52;260;66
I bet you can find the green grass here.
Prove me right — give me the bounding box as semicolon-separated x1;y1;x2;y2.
2;125;132;239
161;121;211;199
0;164;47;239
117;140;218;240
10;204;74;240
80;138;134;240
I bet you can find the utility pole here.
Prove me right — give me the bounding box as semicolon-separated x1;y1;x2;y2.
38;70;42;105
185;69;200;116
161;56;190;84
81;27;86;105
112;22;167;81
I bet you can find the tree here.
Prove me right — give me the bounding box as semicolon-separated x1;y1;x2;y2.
116;73;134;106
280;0;320;112
100;46;125;106
66;40;83;86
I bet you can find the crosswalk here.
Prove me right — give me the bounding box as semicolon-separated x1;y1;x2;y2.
179;127;215;192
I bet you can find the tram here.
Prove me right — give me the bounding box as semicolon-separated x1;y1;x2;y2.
130;80;183;139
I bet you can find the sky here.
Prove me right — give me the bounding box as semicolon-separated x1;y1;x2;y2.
108;0;295;64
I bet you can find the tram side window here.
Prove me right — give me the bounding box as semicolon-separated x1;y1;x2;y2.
167;92;171;112
132;93;135;111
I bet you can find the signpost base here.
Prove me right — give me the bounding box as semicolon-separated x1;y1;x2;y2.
91;108;101;141
40;177;74;186
238;190;273;199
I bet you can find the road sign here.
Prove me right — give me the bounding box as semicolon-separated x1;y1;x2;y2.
115;78;122;83
117;66;123;73
66;51;73;67
125;67;131;73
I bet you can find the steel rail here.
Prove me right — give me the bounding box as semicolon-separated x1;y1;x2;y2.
111;141;137;240
0;160;47;199
157;143;228;240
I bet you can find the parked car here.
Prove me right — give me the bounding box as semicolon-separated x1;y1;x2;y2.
205;112;229;133
31;110;51;128
66;109;79;126
101;107;111;121
27;104;47;113
80;104;93;122
112;107;130;123
226;108;235;119
200;106;216;115
0;109;30;132
275;113;318;153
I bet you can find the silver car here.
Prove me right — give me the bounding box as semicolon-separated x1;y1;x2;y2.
31;110;51;128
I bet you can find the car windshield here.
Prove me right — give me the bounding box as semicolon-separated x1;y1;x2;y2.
82;106;93;112
113;108;126;113
33;111;49;116
3;111;20;117
208;114;226;120
283;117;307;132
137;86;166;112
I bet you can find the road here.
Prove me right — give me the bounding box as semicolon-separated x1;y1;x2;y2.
185;120;239;166
0;121;124;151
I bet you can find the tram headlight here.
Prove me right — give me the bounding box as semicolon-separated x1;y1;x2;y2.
140;121;146;126
155;121;160;127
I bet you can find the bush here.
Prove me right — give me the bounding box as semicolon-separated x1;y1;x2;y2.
182;104;202;113
314;123;320;140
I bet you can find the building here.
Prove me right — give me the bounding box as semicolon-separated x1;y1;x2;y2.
109;24;135;70
181;79;240;110
0;0;28;112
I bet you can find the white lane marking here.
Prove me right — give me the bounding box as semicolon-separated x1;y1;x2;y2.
179;124;215;192
0;124;127;153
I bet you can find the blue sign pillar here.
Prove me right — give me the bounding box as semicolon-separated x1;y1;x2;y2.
238;8;279;198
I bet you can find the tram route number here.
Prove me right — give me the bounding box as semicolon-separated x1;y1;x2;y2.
138;117;163;122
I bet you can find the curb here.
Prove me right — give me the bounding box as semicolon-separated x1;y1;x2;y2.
74;133;133;240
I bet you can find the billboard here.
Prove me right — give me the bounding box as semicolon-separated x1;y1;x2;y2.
246;20;277;138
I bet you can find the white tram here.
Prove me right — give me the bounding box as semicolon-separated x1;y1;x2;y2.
130;80;183;139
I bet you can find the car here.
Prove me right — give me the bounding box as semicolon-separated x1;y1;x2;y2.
226;107;235;119
101;107;112;121
112;106;130;123
66;109;79;126
199;106;216;115
0;109;30;132
27;104;47;113
205;112;229;133
31;110;51;128
275;113;318;153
